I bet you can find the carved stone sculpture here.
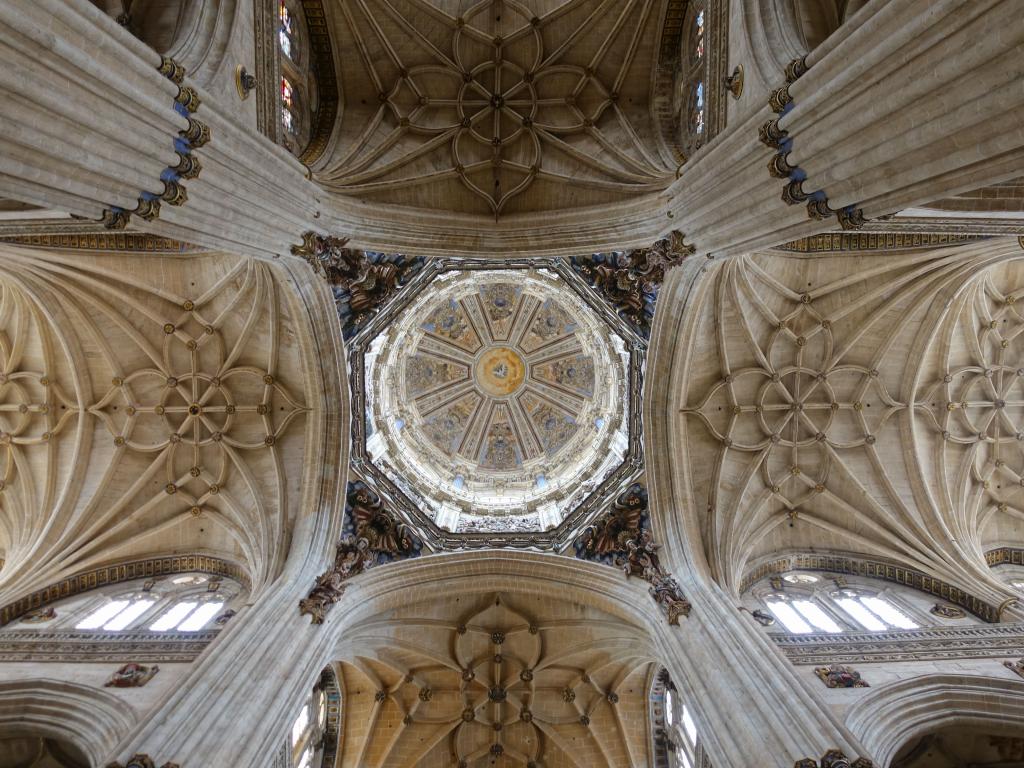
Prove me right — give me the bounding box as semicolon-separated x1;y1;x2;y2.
106;755;179;768
1003;658;1024;679
617;529;692;625
794;749;874;768
104;662;159;688
575;483;647;561
571;231;696;337
814;665;869;689
298;535;371;625
300;483;421;624
291;233;425;339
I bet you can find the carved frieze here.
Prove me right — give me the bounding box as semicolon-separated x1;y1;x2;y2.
0;630;217;663
774;622;1024;665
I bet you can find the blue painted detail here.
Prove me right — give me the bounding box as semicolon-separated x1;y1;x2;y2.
811;190;827;201
111;206;125;213
174;137;190;153
781;101;794;115
842;204;857;214
790;168;807;182
779;137;793;153
160;168;181;183
173;101;190;118
140;191;159;201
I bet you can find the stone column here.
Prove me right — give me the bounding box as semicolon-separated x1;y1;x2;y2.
672;0;1024;256
0;0;318;259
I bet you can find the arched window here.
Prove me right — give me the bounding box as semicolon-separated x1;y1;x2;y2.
748;571;943;634
283;668;341;768
674;3;708;156
274;0;318;157
652;669;709;768
8;572;241;633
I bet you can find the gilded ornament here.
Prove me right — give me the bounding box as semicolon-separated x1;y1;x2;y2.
101;208;131;230
769;152;796;178
174;86;202;113
161;180;188;206
837;206;867;231
234;65;258;100
758;118;788;149
768;85;792;114
724;64;744;99
133;196;161;221
180;117;211;148
173;152;202;180
785;56;810;84
157;56;186;84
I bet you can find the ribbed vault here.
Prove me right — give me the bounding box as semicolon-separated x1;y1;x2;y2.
649;240;1024;610
333;591;656;767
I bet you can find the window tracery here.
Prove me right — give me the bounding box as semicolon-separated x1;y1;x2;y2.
7;573;241;634
284;669;340;768
274;0;316;157
749;572;941;634
651;669;709;768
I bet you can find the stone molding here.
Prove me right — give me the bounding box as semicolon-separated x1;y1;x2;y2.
775;232;987;253
772;622;1024;665
0;554;249;627
0;630;219;662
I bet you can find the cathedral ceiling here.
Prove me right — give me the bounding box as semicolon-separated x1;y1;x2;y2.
349;260;645;549
319;0;674;219
657;240;1024;604
333;592;656;768
0;247;336;601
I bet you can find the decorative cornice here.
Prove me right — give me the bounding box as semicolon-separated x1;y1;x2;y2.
299;482;421;624
775;232;986;253
0;630;217;662
0;554;249;626
795;750;873;768
740;551;1002;623
773;623;1024;665
0;224;204;253
570;231;696;339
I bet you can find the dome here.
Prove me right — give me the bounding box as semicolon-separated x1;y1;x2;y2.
359;267;634;538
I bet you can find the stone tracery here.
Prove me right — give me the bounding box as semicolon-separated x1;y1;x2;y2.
323;0;674;217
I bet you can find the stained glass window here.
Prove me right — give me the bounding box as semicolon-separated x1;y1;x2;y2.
281;77;297;134
693;10;705;61
692;81;705;135
279;0;294;59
